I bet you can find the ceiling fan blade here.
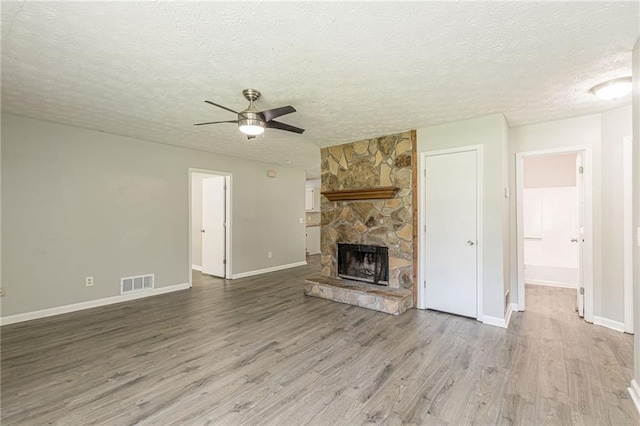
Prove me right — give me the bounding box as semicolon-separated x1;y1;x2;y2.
266;120;305;134
260;105;296;122
204;100;240;115
193;120;238;126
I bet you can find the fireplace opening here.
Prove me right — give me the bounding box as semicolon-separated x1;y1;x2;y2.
337;243;389;285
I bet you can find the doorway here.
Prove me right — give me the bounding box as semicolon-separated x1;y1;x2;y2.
189;169;232;284
516;147;593;321
419;146;483;319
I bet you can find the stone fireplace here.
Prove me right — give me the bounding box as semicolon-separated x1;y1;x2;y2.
304;131;416;315
320;131;416;291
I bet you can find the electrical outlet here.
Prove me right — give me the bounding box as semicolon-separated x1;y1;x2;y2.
268;251;272;259
299;218;304;224
85;276;94;287
0;288;5;297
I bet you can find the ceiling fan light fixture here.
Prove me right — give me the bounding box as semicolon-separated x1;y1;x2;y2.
238;118;265;136
197;88;304;136
590;77;632;101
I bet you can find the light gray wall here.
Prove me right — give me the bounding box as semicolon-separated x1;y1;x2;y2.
601;105;632;323
1;114;306;317
632;37;639;383
509;107;632;324
417;114;509;320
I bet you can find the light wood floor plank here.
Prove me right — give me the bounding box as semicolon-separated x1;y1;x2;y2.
2;259;638;425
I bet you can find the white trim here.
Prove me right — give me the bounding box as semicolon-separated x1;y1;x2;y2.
515;146;593;323
482;316;506;328
477;147;484;322
192;265;203;272
482;303;515;329
593;316;626;333
623;136;634;333
418;145;483;322
188;168;233;284
629;380;640;415
0;283;190;326
525;279;577;289
505;303;514;327
231;261;308;279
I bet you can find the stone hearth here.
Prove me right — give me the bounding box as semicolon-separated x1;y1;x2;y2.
304;276;413;315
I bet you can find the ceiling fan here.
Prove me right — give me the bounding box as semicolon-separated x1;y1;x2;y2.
194;88;305;139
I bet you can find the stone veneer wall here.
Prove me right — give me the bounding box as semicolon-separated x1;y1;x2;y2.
320;131;415;289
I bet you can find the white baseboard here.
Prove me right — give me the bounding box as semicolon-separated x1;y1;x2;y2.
506;303;518;326
231;261;307;279
192;264;203;272
593;316;625;333
482;315;507;328
482;303;516;329
629;379;640;415
524;264;578;289
1;282;191;326
525;279;577;289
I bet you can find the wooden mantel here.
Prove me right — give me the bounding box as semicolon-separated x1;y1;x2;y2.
321;187;400;201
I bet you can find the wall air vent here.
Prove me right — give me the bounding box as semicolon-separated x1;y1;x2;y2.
121;274;154;295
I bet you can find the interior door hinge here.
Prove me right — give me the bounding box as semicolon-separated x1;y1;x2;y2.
423;168;426;178
223;259;227;265
580;287;585;295
579;166;584;174
424;225;427;233
423;280;426;288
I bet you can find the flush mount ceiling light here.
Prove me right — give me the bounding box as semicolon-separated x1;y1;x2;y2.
590;77;632;101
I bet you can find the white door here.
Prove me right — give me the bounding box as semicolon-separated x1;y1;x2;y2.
424;150;478;318
202;176;226;277
576;153;585;317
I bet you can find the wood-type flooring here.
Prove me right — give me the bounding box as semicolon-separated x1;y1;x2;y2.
2;255;638;425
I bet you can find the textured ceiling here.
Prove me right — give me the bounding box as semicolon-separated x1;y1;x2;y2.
2;2;638;179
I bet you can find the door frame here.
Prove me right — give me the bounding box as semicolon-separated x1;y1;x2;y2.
188;168;232;286
623;136;634;333
418;145;484;321
515;146;593;322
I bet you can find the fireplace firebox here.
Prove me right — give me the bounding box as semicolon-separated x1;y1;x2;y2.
337;243;389;285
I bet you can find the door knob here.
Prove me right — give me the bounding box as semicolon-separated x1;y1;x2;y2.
201;229;206;233
467;240;475;246
571;238;578;242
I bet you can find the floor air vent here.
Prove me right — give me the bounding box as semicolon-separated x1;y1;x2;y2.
121;274;154;295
